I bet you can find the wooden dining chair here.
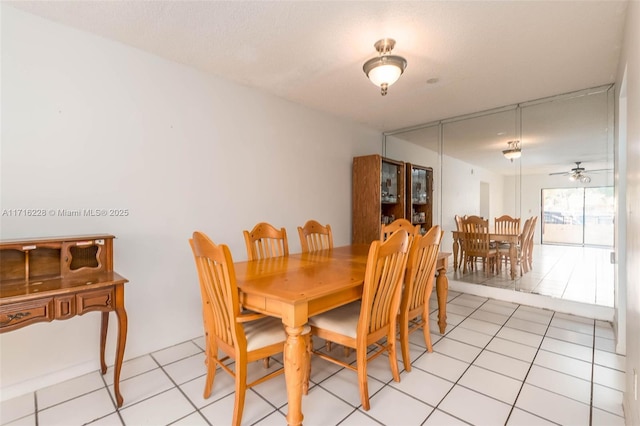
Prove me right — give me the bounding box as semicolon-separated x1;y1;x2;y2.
243;222;289;260
380;218;420;241
297;220;333;253
189;231;308;426
495;215;521;235
495;215;521;268
454;215;466;269
308;229;411;410
523;216;538;272
499;216;530;275
399;225;443;371
461;216;499;275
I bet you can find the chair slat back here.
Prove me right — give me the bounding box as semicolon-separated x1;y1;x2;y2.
525;216;538;254
359;229;411;337
243;222;289;261
297;220;333;253
519;217;532;247
461;216;491;256
495;215;521;235
381;218;420;241
191;232;245;352
402;226;443;314
454;215;465;231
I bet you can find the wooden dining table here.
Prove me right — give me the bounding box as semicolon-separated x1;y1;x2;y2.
233;244;450;426
451;230;520;279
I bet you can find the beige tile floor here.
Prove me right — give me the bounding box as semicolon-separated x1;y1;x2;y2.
0;290;626;426
448;244;615;307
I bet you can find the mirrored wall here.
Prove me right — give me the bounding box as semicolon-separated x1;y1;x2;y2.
384;85;614;306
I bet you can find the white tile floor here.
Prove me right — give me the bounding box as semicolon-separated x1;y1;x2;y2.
448;244;615;307
0;291;626;426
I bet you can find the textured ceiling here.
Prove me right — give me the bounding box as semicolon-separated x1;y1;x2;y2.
6;1;628;175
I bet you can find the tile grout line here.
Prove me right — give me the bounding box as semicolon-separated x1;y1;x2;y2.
98;366;126;426
422;295;522;424
147;351;215;426
503;306;555;425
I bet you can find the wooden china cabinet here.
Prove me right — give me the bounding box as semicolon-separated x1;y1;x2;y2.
352;154;405;244
406;163;434;235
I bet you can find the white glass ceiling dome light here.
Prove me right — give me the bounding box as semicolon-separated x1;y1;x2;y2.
363;39;407;96
502;140;522;161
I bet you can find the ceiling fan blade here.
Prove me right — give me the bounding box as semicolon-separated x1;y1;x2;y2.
584;168;612;173
549;171;570;176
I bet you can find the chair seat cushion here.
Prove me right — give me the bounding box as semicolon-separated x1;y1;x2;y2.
244;316;310;351
308;301;361;339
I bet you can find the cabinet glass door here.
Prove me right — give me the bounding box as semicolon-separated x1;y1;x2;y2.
411;168;428;204
381;161;399;203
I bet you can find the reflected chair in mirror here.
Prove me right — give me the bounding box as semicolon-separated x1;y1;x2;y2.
297;220;333;253
243;222;289;260
495;215;521;269
381;218;420;241
522;216;538;273
499;216;530;276
190;231;307;426
454;215;466;269
454;215;465;231
399;225;443;371
461;216;499;275
308;229;411;410
495;215;521;235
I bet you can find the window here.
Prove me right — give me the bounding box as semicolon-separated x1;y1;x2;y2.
541;187;614;247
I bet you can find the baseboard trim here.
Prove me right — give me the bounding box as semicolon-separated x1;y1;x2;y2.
448;279;614;321
0;361;98;402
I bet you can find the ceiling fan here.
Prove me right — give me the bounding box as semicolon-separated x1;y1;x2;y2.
548;162;610;183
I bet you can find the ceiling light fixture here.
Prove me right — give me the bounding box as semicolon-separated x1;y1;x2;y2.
363;38;407;96
569;171;591;183
502;140;521;161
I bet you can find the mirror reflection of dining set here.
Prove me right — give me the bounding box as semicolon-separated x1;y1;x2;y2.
452;214;538;279
188;219;444;425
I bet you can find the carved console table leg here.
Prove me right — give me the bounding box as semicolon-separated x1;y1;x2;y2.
113;285;128;407
100;312;109;374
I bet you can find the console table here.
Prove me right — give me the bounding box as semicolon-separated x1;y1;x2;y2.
0;234;129;407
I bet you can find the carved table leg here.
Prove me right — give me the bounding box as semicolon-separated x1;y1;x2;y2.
436;264;449;334
113;285;128;407
452;238;459;271
283;325;305;426
100;312;109;374
509;242;517;280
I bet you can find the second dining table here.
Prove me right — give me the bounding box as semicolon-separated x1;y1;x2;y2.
451;230;520;279
233;244;450;426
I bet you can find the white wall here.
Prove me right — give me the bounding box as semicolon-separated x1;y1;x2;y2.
617;0;640;423
0;5;381;399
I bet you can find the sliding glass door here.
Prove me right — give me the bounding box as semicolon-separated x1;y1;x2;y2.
541;187;614;246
